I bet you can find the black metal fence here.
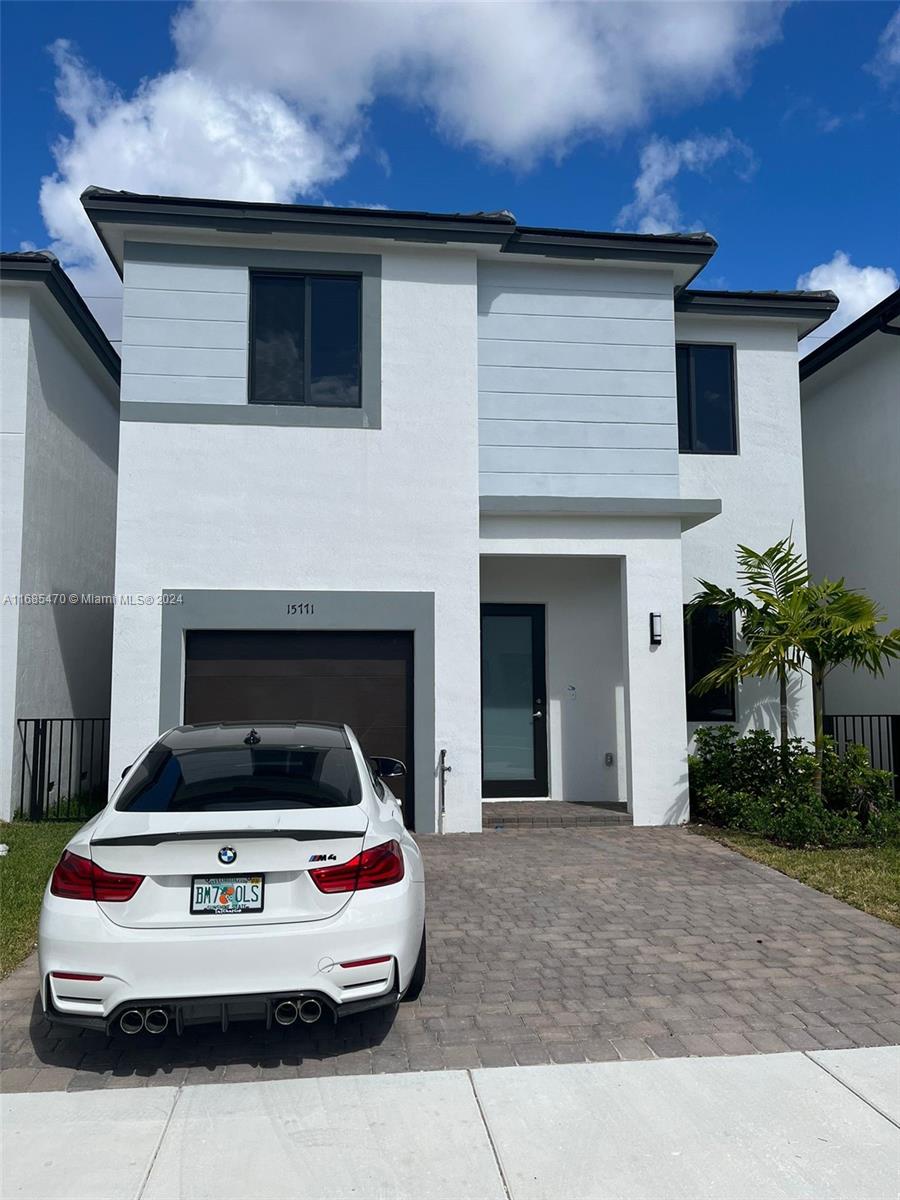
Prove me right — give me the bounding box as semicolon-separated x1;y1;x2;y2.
15;718;110;820
824;714;900;800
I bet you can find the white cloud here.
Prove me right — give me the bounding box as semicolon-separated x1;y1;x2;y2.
36;3;787;336
173;1;784;162
38;40;355;339
798;251;899;353
869;6;900;80
617;132;755;233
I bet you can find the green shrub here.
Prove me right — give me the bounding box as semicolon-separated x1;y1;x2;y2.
820;742;894;822
689;726;898;848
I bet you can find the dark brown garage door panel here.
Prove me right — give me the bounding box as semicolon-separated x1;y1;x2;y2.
184;631;414;821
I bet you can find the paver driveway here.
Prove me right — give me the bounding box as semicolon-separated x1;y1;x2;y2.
2;827;899;1093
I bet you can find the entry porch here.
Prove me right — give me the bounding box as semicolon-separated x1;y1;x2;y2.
479;506;705;826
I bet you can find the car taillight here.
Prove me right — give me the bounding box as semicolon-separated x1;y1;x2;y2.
309;840;404;894
50;850;144;902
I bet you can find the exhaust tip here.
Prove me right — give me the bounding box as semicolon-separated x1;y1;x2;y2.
119;1009;144;1035
144;1008;169;1034
274;1000;298;1026
298;998;322;1025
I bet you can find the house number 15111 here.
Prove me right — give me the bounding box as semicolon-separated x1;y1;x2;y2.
286;602;315;615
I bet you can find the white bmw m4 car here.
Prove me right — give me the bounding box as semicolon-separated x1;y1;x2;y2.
38;722;426;1036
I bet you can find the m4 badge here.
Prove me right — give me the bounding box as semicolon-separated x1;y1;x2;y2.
308;853;338;863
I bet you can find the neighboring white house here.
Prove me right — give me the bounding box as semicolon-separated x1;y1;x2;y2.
80;187;836;833
800;289;900;749
0;252;120;820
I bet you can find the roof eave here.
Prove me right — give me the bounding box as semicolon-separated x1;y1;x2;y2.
676;289;839;337
800;288;900;380
81;188;517;275
81;187;718;285
0;254;120;385
501;229;716;288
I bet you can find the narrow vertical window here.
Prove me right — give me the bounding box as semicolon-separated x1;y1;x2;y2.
684;605;736;721
676;344;737;454
309;276;361;407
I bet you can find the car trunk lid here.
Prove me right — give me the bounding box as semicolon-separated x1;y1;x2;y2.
90;806;368;929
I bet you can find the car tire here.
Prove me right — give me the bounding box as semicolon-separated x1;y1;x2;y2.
402;925;427;1001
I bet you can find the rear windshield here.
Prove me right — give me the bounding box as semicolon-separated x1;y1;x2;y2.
117;744;362;812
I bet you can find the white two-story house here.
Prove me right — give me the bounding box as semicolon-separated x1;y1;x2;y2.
1;252;120;820
81;187;836;833
801;288;899;782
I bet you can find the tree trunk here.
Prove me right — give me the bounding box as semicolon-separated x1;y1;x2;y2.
779;667;789;766
812;668;826;798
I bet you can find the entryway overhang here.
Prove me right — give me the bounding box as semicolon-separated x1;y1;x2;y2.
480;495;722;531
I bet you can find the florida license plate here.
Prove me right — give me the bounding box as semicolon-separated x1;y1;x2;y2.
191;875;264;915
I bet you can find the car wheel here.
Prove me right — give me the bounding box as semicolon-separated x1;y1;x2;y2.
402;925;426;1001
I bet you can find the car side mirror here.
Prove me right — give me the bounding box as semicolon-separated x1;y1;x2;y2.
371;756;406;780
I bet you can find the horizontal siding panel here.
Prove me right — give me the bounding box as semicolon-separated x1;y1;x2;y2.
480;365;673;398
123;316;245;350
478;313;669;345
124;288;248;322
479;418;677;450
479;287;672;321
479;339;673;372
124;345;247;379
480;445;677;476
480;392;676;424
479;472;679;500
477;261;671;295
124;259;248;294
121;374;246;405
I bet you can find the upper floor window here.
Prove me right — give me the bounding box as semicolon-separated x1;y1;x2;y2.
684;605;736;722
676;343;737;454
250;272;361;408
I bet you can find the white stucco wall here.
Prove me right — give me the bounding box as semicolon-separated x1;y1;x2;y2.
480;555;625;804
110;244;484;831
676;315;814;743
0;287;119;818
0;291;30;819
802;332;900;714
480;515;688;825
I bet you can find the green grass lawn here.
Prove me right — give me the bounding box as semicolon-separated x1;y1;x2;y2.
697;826;900;928
1;821;83;977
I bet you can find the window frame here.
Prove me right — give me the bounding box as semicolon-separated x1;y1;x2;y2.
683;604;737;723
675;342;739;456
248;268;363;410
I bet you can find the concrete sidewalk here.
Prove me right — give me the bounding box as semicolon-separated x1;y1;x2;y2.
2;1047;898;1200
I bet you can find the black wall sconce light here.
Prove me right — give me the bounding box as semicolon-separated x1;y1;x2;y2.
649;613;662;646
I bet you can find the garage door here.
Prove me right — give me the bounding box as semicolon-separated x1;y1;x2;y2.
183;630;414;826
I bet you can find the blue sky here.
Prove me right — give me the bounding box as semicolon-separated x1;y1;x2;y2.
2;1;898;346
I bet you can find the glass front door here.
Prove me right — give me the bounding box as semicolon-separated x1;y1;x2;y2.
481;604;548;797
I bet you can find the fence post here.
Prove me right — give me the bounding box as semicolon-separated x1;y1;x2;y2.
891;717;900;803
29;720;47;821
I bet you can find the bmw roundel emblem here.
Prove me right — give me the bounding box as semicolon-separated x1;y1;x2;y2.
218;846;237;866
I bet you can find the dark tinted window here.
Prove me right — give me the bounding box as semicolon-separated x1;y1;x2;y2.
117;744;362;811
676;344;736;454
684;606;736;721
309;277;360;407
250;275;305;405
250;273;361;408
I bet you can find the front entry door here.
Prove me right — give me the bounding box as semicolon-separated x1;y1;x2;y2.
481;604;548;797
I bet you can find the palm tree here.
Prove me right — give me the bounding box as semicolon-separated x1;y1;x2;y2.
687;535;809;753
689;537;900;794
